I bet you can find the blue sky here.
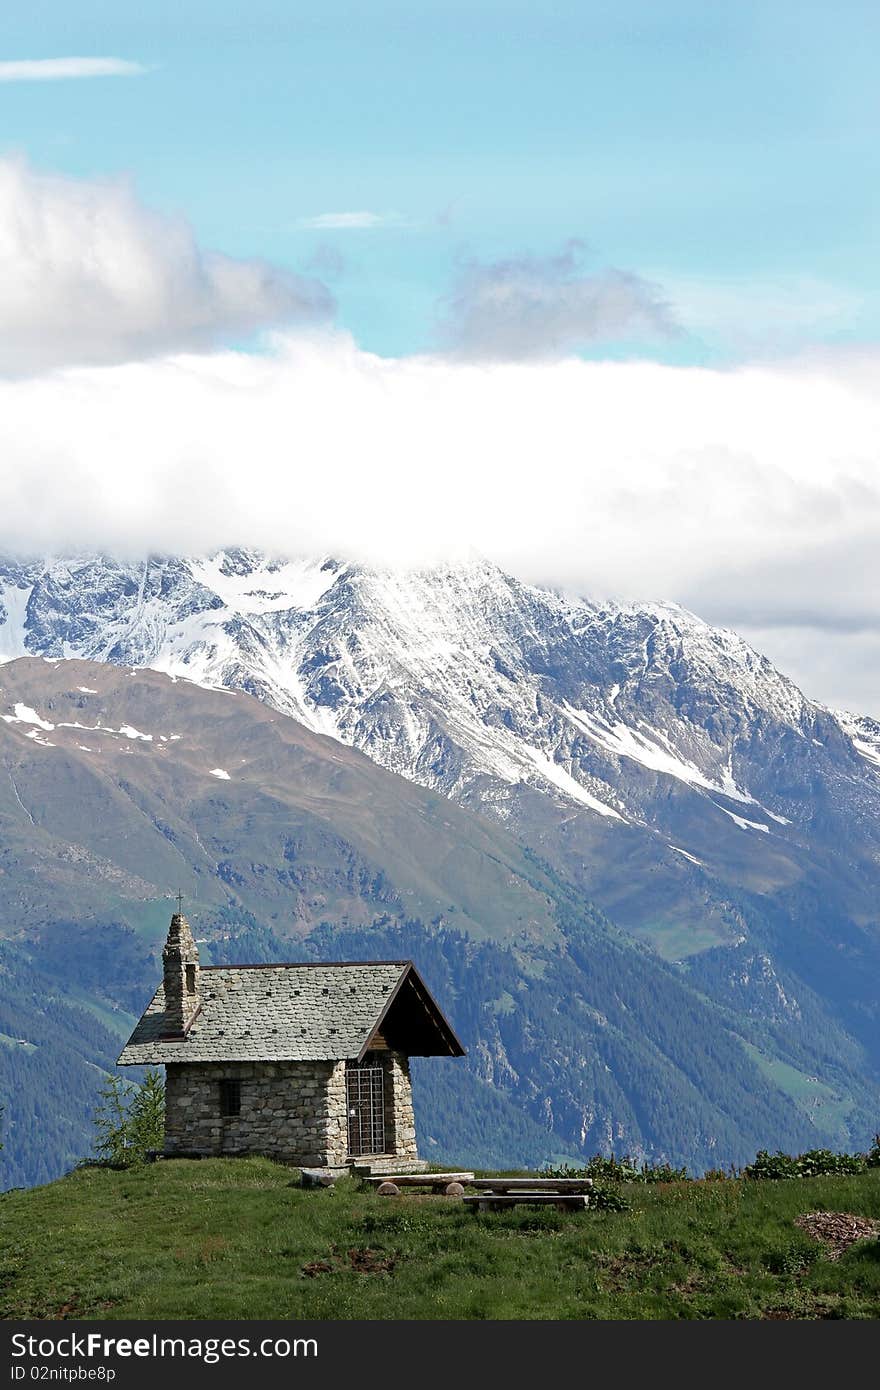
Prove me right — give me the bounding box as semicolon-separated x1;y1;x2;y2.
4;0;880;359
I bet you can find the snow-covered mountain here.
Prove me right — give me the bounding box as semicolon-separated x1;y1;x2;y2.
2;550;874;832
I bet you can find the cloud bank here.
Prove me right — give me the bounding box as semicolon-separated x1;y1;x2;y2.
439;241;676;360
0;158;333;374
0;334;879;710
0;58;145;82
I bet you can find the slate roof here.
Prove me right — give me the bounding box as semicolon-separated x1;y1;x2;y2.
117;961;414;1066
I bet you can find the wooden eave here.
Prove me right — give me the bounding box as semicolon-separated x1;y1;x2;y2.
358;961;465;1061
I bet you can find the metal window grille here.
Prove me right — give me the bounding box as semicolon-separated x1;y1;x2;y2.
219;1079;241;1117
346;1065;385;1156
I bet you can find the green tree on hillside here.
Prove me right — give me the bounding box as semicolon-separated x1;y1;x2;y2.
92;1074;134;1166
91;1070;164;1167
128;1070;165;1158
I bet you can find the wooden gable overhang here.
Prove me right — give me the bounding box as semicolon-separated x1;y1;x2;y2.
358;961;465;1060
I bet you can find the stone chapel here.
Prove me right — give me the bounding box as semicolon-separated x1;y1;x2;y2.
119;912;464;1169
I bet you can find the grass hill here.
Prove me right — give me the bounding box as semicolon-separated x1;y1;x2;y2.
1;1160;878;1320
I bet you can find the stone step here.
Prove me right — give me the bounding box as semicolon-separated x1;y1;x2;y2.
300;1167;349;1187
348;1156;429;1176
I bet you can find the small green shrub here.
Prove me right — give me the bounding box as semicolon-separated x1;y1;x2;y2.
590;1184;632;1212
744;1148;868;1181
545;1140;879;1185
763;1241;820;1275
543;1154;688;1184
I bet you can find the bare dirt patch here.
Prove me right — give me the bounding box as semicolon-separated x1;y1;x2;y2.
794;1211;880;1261
346;1246;396;1275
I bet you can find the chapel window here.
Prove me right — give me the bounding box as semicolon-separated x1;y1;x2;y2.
219;1079;241;1117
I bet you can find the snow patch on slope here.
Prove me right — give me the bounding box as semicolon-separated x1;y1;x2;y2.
518;742;622;819
836;710;880;771
670;845;704;866
565;705;753;803
853;738;880;769
716;806;770;833
0;586;33;663
25;728;54;747
2;703;55;730
2;705;156;746
188;554;339;614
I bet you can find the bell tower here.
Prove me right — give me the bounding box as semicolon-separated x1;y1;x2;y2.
162;900;201;1035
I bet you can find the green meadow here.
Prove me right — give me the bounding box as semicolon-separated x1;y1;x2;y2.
2;1159;878;1320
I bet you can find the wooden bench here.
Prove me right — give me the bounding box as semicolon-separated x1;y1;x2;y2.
363;1172;475;1195
471;1177;593;1195
463;1192;590;1213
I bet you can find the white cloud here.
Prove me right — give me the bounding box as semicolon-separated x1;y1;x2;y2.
0;157;333;374
0;334;879;708
439;242;676;360
0;58;145;82
297;211;393;230
662;272;863;353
